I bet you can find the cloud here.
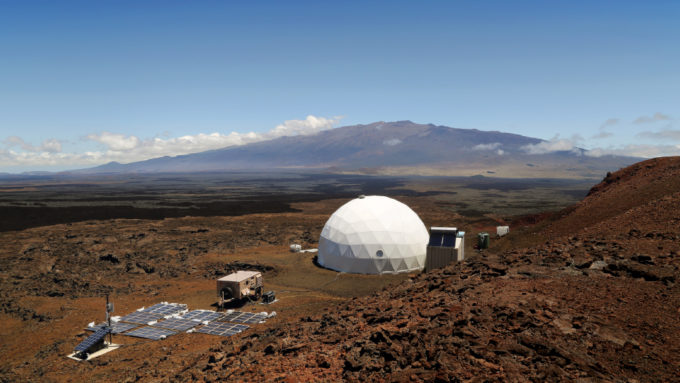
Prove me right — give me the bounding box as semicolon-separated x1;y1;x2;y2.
86;131;259;159
601;118;619;128
633;112;671;124
472;142;501;151
586;144;680;158
521;135;582;155
4;136;34;151
471;142;504;155
383;138;402;146
1;115;343;171
592;131;613;139
268;115;341;138
87;132;140;151
592;118;618;139
3;136;63;153
39;139;63;153
636;129;680;142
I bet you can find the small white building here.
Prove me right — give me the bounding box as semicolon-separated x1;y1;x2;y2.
425;227;465;271
496;226;510;237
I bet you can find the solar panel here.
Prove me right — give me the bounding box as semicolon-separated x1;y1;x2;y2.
195;322;249;337
220;311;267;324
75;326;110;352
124;326;177;340
119;311;164;324
152;318;199;332
442;233;457;247
428;233;443;247
87;321;139;334
142;303;187;316
180;310;224;323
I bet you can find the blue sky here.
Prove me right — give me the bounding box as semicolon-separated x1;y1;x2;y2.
1;0;679;172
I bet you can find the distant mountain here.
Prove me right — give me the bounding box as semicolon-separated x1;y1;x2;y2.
73;121;638;178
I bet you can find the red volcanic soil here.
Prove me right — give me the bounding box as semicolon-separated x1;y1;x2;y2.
175;157;680;382
544;156;680;237
1;158;679;382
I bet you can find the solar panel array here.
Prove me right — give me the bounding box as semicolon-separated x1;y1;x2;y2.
79;304;267;343
428;233;444;247
152;317;199;332
120;311;164;325
180;310;224;323
142;303;187;316
125;326;177;340
75;327;110;352
196;322;249;337
442;233;456;247
429;232;457;247
87;321;139;334
220;311;267;324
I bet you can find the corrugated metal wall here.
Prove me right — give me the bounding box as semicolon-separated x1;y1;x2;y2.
425;246;458;271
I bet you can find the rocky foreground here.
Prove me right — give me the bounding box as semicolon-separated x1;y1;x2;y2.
165;158;680;382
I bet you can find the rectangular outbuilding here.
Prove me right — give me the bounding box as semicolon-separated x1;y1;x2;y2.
496;226;510;237
425;227;465;271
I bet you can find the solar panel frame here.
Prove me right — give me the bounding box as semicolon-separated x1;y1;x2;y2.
119;311;164;324
87;322;139;334
180;310;224;323
124;326;177;340
75;327;111;352
195;322;249;337
220;311;267;324
151;317;199;332
142;303;187;316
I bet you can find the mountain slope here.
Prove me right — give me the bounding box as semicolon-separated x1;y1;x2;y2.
543;156;680;237
76;121;637;178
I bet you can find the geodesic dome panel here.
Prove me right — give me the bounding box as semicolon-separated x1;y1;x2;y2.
318;196;429;274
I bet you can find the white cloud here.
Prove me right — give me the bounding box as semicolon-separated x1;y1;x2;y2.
592;118;618;140
601;118;619;128
3;136;63;153
268;115;341;138
0;114;343;171
87;132;140;151
633;112;671;124
383;138;402;146
523;132;679;158
521;136;582;155
40;139;62;153
472;142;501;151
636;129;680;142
586;144;680;158
592;131;613;139
4;136;34;151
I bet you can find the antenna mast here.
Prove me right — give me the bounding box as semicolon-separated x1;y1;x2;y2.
105;294;114;345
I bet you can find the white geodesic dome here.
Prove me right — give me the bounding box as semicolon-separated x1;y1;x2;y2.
317;195;429;274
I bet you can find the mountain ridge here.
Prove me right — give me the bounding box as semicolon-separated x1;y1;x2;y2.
71;121;638;178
